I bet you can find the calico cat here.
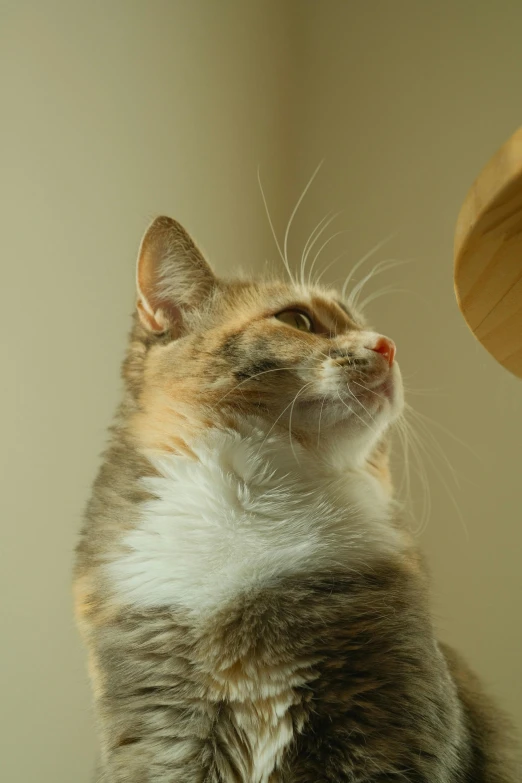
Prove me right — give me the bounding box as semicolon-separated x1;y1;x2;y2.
75;216;519;782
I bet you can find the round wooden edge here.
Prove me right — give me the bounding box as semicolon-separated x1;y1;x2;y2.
454;127;522;378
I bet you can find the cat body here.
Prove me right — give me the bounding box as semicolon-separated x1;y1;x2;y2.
75;217;518;782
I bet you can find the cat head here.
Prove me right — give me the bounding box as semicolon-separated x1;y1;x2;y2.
125;216;403;477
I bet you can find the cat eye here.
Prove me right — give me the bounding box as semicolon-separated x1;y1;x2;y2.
274;310;314;332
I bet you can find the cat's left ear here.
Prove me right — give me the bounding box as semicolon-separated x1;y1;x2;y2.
136;216;216;335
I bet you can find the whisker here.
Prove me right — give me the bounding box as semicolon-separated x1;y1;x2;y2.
402;386;448;398
404;402;482;462
314;248;352;287
336;390;381;438
317;395;328;447
255;381;316;458
346;383;378;425
361;286;436;313
257;166;295;285
359;286;426;311
348;258;412;310
300;212;333;287
288;381;316;463
394;419;411;507
214;366;310;407
347;380;433;532
300;212;339;287
341;234;395;301
351;379;385;400
401;411;468;540
394;414;432;534
405;410;461;488
307;229;351;290
359;285;396;310
283;161;324;287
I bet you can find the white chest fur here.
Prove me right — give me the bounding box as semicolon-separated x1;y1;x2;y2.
107;425;401;782
108;425;400;616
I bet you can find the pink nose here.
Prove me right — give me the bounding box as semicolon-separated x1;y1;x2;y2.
370;336;396;367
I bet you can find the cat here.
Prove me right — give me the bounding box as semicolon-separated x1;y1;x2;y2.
75;215;519;782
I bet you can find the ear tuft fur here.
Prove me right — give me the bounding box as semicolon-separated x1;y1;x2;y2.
136;216;216;334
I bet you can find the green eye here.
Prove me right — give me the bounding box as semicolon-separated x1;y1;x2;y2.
274;310;313;332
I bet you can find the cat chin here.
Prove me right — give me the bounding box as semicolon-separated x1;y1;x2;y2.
316;391;403;469
225;408;393;470
346;363;404;430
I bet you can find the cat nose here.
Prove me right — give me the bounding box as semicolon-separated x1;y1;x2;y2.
369;336;396;367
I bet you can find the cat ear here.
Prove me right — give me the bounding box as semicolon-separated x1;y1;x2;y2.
136;216;216;334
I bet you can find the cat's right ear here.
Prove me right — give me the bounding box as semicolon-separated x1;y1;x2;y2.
136;216;216;335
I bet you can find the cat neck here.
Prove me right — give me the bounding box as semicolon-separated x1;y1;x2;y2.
109;417;403;619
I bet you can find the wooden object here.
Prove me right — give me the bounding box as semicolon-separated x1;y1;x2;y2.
454;127;522;378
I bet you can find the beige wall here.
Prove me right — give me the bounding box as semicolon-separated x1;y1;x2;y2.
1;2;520;781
